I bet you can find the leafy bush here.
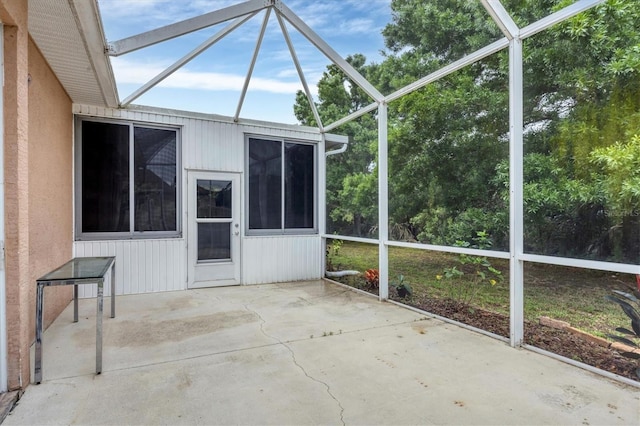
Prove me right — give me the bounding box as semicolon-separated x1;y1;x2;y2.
606;287;640;378
326;239;343;272
390;274;413;299
436;231;502;307
413;207;507;251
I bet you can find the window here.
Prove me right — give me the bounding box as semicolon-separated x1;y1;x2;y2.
247;136;316;234
196;179;232;261
77;119;180;239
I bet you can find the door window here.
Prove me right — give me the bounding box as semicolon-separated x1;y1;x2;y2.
196;180;233;262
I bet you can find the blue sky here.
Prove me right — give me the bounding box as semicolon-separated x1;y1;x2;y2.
98;0;393;124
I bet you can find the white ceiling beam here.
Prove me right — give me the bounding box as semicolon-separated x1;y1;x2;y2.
276;2;383;103
108;0;267;56
121;13;257;107
275;12;324;131
520;0;605;40
481;0;519;40
234;9;271;122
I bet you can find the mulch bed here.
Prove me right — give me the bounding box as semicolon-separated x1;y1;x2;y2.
407;296;640;382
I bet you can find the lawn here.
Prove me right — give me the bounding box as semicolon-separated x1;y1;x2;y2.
326;239;634;339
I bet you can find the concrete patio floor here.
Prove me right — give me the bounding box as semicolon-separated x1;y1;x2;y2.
5;280;640;425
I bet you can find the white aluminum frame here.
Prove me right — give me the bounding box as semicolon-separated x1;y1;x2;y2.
276;13;324;132
481;0;519;39
235;9;272;122
378;103;389;300
70;0;120;107
97;0;640;352
319;0;639;349
121;13;257;107
107;0;268;56
508;36;525;346
275;2;384;104
108;0;379;132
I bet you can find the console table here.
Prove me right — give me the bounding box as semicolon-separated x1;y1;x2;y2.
34;256;116;383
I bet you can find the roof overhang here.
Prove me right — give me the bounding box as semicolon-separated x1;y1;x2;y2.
28;0;119;108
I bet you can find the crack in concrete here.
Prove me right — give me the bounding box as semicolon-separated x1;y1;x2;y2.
243;303;346;426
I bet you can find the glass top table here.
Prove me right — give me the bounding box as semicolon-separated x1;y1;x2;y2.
37;257;116;281
35;256;116;384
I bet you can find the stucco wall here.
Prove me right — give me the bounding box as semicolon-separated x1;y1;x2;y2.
2;0;32;391
27;38;73;338
1;0;73;390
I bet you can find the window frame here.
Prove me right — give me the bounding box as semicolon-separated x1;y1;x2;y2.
75;117;182;241
245;134;318;236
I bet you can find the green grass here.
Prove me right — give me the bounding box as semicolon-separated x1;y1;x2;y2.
327;240;633;339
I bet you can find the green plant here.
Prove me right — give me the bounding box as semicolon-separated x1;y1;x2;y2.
606;288;640;378
391;274;413;299
326;238;343;272
436;231;502;307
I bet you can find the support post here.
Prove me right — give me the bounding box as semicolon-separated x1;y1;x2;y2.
378;103;389;300
319;134;327;277
509;37;524;346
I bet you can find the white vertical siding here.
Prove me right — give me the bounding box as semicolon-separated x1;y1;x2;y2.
183;119;244;171
73;239;185;298
73;105;325;292
242;236;322;284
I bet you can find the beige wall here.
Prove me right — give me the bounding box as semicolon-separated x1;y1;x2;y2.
27;37;74;343
1;0;73;390
2;0;31;392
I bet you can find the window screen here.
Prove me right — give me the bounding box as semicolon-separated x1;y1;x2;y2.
248;137;316;233
78;119;179;239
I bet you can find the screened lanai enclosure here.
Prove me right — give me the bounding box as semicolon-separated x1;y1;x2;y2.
29;0;640;384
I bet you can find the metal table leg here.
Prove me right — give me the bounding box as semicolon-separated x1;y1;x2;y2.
34;257;115;383
110;262;115;318
74;284;79;323
34;283;44;384
96;278;104;374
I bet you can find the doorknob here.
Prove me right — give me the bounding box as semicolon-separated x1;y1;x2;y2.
234;231;240;236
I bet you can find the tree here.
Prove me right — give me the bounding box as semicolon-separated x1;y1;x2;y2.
294;55;379;236
295;0;640;261
380;0;640;259
380;0;511;245
519;0;640;262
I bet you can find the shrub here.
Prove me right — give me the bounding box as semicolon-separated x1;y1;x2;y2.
436;231;502;307
391;274;413;299
326;239;343;272
606;288;640;378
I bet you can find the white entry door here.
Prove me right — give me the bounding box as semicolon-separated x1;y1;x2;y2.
188;172;241;288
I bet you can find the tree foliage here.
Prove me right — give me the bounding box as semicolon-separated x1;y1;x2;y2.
293;0;640;263
294;55;379;236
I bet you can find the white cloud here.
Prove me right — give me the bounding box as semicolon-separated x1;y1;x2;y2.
98;0;237;22
286;0;391;36
112;57;316;95
339;18;377;35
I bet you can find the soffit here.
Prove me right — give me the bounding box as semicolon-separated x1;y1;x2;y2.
28;0;119;108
